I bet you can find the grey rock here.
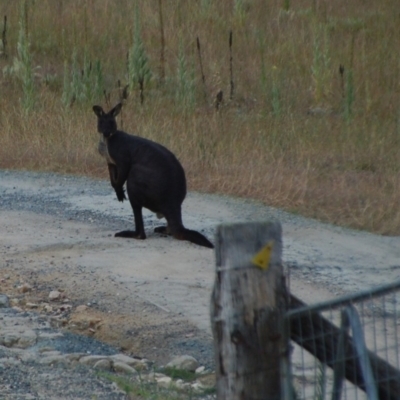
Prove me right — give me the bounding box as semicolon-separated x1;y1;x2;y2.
109;353;149;370
39;350;62;358
175;379;192;390
166;355;199;372
39;355;70;365
65;352;86;362
142;372;166;382
191;381;207;392
79;355;108;366
37;331;64;340
38;346;56;353
93;359;112;371
112;361;138;375
156;376;172;388
8;348;37;363
0;294;10;308
195;366;206;374
0;327;37;349
0;357;21;366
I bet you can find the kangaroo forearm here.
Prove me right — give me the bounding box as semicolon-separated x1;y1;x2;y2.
108;164;129;188
108;164;121;188
107;164;127;201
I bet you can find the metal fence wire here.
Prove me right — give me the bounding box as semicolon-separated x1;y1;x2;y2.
282;280;400;400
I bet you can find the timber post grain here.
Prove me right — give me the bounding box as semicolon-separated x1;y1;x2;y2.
210;221;287;400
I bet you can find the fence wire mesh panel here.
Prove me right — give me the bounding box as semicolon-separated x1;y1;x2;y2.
283;280;400;400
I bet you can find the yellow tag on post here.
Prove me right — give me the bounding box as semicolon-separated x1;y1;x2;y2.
251;241;273;270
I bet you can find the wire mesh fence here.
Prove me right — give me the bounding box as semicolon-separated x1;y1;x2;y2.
283;280;400;400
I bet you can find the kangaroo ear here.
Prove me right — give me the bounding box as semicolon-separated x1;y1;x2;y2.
93;105;104;117
111;103;123;117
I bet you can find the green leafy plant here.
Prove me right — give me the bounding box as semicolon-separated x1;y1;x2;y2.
234;0;247;22
161;367;197;382
97;371;206;399
128;3;152;104
3;1;36;112
344;66;354;120
311;22;331;104
62;48;103;107
282;0;290;11
271;66;281;116
176;41;196;111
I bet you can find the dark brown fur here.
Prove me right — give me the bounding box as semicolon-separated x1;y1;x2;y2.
93;103;214;249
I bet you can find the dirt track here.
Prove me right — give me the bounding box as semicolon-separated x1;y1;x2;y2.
1;169;400;368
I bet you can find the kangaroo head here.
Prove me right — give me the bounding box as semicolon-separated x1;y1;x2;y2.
92;103;122;138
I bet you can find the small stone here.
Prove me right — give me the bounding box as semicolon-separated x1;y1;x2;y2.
195;366;205;374
68;314;102;331
113;362;138;375
39;355;70;365
0;294;10;308
140;373;159;382
175;379;191;390
156;376;172;388
93;359;112;371
196;373;215;389
65;353;86;362
76;305;88;312
26;302;39;309
17;351;37;363
133;361;149;371
39;347;56;353
50;316;68;327
16;331;38;349
0;357;21;366
58;304;72;312
175;379;183;387
37;331;63;341
79;355;108;366
42;304;53;313
154;372;168;379
109;354;148;370
166;355;199;372
18;283;32;293
0;327;37;349
191;382;206;392
40;350;62;357
49;291;61;301
10;298;19;306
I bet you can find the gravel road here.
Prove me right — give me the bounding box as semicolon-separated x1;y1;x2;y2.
1;169;400;399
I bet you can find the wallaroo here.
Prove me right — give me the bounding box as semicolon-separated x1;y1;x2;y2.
92;103;214;249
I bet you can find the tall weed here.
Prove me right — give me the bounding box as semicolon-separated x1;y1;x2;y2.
62;48;103;107
3;2;35;112
127;3;152;104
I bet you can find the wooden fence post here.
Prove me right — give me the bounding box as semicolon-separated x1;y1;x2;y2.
210;221;286;400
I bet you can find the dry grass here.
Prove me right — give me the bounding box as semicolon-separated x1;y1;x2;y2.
0;0;399;235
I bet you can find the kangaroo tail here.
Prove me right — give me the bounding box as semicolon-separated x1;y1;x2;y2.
174;228;214;249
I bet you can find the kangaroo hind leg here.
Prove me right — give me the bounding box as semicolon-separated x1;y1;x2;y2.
115;205;146;239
